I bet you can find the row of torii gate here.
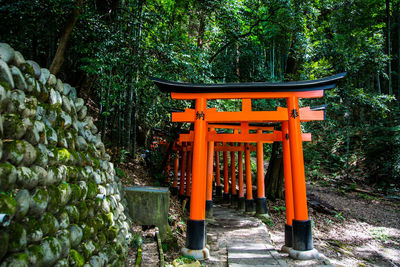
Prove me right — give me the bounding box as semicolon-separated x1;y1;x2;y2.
151;73;345;260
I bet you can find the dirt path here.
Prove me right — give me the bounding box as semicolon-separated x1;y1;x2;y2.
267;183;400;267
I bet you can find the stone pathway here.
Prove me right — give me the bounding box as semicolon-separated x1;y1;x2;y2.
203;204;288;267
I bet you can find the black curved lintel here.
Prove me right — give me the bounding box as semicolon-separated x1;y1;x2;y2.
150;73;346;93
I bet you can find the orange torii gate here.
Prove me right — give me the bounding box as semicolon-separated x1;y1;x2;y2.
151;73;345;260
178;124;314;220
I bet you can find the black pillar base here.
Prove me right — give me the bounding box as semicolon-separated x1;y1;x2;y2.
186;219;206;250
285;224;293;248
170;187;178;196
223;193;230;204
206;200;213;218
237;197;245;211
230;194;238;207
256;197;268;214
215;185;223;197
178;194;186;202
245;199;255;212
292;220;313;251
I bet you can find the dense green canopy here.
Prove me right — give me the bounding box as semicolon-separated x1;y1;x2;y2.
1;0;399;187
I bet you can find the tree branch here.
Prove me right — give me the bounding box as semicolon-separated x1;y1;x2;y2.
209;7;280;63
50;0;84;75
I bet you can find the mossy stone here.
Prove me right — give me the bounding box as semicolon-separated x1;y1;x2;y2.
0;231;9;260
15;189;30;219
77;181;88;200
2;140;25;165
16;166;38;189
35;144;48;168
81;223;94;241
8;222;27;252
46;185;61;213
26;244;45;267
29;188;48;218
69;183;81;204
0;252;29;267
3;114;25;139
0;163;17;190
57;209;70;229
41;212;60;236
86;180;97;199
56;229;70;258
65;205;80;224
77;201;88;222
23;217;42;243
96;232;107;247
78;240;96;260
69;225;83;248
68;249;84;267
53;258;69;267
58;182;72;205
107;226;118;241
0;194;17;219
41;236;62;266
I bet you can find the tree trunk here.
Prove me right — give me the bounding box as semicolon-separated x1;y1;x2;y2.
265;142;284;200
49;0;84;74
386;0;392;95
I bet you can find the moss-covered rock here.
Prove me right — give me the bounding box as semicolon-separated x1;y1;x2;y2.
23;217;43;243
0;163;17;190
0;194;17;219
31;165;47;186
8;222;27;252
3;114;26;139
65;205;80;224
77;181;88;200
41;236;62;266
29;188;48;218
26;244;45;267
68;249;84;267
58;182;72;205
0;252;29;267
41;212;60;236
78;240;96;260
35;144;48;167
15;189;30;219
53;258;69;267
0;230;9;260
21;140;37;166
77;201;88;222
86;180;98;199
16;166;38;189
69;183;81;204
57;209;70;229
56;229;70;258
69;225;83;248
2;140;25;165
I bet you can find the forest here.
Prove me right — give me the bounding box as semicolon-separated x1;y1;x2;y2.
1;0;400;266
1;0;399;190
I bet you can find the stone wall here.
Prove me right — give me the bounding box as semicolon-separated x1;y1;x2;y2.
0;43;131;267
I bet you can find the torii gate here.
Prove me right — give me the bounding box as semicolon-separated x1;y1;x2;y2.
151;73;346;260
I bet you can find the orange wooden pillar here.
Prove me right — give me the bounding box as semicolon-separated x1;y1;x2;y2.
237;144;245;210
282;121;294;250
179;144;187;200
256;130;267;214
215;149;222;196
244;143;255;212
230;141;237;206
185;97;208;254
185;149;192;201
223;149;230;203
206;129;215;217
172;150;179;195
287;96;315;255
